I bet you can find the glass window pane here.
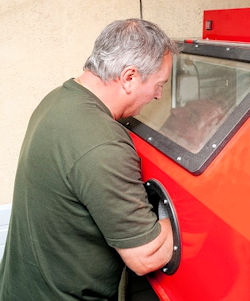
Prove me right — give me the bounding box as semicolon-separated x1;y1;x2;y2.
136;54;250;153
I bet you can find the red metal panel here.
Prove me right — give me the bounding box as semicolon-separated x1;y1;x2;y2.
203;8;250;42
129;9;250;299
130;118;250;300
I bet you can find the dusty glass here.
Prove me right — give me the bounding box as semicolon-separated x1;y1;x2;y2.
136;54;250;153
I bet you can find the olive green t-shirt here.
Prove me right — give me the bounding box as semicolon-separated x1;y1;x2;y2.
0;79;160;301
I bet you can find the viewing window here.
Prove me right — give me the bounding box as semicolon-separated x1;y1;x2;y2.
136;54;250;153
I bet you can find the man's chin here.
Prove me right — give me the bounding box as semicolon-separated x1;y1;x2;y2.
122;111;140;119
132;108;141;117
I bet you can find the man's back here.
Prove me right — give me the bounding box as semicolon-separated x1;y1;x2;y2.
0;79;160;300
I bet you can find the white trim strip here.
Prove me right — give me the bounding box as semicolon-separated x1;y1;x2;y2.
0;203;12;261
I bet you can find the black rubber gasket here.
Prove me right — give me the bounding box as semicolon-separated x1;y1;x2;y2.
144;179;181;275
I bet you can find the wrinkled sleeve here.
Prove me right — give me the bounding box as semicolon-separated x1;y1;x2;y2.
67;140;160;249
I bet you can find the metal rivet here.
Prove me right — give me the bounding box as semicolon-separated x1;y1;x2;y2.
163;199;168;204
147;137;152;142
163;267;168;273
212;144;217;149
195;44;199;48
146;182;150;186
177;156;182;161
126;122;130;126
174;245;178;251
226;47;230;51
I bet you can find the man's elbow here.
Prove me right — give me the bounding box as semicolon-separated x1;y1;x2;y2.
133;265;160;276
130;265;154;276
129;254;171;276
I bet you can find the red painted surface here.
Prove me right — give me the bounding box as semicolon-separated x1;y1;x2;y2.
183;39;196;44
129;8;250;299
203;8;250;42
130;118;250;300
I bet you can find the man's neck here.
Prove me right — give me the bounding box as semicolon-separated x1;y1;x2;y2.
75;71;126;120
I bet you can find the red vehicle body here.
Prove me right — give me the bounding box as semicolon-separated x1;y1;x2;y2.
120;8;250;301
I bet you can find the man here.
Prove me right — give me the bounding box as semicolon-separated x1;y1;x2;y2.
0;19;178;300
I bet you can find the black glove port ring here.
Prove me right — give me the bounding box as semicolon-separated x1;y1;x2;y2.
144;179;181;275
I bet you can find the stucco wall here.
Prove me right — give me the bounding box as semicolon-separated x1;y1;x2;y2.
1;0;249;205
141;0;250;38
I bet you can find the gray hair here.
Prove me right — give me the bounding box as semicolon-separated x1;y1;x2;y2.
84;18;178;82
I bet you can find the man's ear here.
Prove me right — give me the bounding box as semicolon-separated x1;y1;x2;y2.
120;66;140;94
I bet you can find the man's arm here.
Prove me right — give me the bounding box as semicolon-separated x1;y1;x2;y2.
116;218;173;276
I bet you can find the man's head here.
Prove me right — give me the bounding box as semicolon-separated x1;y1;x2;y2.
84;18;178;82
80;19;178;119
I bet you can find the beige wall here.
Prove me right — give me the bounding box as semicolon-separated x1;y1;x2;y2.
1;0;249;205
141;0;250;39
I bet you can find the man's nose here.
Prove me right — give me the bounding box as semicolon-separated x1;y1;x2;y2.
155;88;164;100
154;92;162;100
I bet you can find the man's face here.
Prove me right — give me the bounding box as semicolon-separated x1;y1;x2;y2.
124;53;173;117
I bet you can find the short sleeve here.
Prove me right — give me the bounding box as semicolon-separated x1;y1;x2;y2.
67;141;160;249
